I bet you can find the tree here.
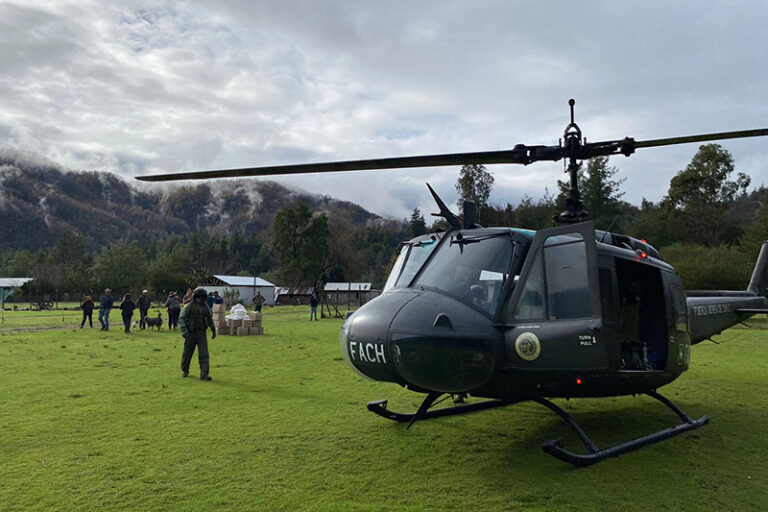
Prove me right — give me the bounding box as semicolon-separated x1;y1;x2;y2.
663;144;749;246
661;243;751;290
626;199;672;248
514;189;558;229
667;144;749;208
269;203;330;286
163;184;214;230
408;208;427;238
92;242;148;293
326;211;366;283
455;164;494;212
53;233;93;294
146;250;188;293
8;250;33;277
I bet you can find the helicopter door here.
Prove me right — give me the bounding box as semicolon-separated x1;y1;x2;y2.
504;222;605;369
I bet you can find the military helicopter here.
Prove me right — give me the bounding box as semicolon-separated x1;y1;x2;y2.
137;100;768;466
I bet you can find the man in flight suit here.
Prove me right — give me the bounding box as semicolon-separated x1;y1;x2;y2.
179;287;216;381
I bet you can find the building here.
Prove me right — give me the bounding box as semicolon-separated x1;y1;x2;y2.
202;275;276;306
0;277;34;309
275;287;315;305
323;282;379;308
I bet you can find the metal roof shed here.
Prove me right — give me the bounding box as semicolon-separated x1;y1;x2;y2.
0;277;33;308
203;275;276;306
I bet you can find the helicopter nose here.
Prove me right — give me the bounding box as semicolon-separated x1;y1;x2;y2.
388;291;500;393
340;290;419;384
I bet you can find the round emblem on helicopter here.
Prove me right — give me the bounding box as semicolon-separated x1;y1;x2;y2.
515;332;541;361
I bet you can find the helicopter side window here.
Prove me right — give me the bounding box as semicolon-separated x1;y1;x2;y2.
670;285;688;333
544;234;591;320
513;251;546;320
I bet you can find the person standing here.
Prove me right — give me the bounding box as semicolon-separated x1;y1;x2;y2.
309;292;319;321
179;287;216;381
119;293;136;334
80;296;94;328
252;291;265;313
166;292;182;330
137;289;151;329
182;288;193;306
98;288;114;331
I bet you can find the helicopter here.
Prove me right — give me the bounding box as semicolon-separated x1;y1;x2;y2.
137;100;768;466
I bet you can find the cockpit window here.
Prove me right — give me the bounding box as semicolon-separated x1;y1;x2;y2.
396;239;439;288
415;233;516;315
383;237;440;291
383;245;409;291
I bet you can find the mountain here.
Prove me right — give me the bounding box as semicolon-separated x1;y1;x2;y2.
0;152;379;252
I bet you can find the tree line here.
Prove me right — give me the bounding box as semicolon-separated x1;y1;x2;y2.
0;213;409;301
2;142;767;299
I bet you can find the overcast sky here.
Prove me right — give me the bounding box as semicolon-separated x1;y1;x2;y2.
1;1;767;220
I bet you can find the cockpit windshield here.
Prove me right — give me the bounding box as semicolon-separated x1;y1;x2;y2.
383;236;441;292
415;233;517;315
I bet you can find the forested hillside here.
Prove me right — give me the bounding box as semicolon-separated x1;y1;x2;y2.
0;152;408;296
0;153;375;252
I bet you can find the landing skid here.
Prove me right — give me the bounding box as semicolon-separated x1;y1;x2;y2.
367;390;709;466
367;393;514;428
537;390;709;467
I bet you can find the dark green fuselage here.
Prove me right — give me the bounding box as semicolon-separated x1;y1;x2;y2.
341;222;768;401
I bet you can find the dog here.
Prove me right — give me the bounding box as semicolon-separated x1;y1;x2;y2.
144;313;164;331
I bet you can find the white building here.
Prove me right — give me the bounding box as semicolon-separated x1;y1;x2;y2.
203;275;276;306
0;277;34;308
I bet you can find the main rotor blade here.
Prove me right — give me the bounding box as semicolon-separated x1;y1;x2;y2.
135;148;539;182
635;128;768;149
135;127;768;183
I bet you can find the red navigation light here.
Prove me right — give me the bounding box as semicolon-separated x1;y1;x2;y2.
576;378;583;385
640;251;647;259
641;239;647;243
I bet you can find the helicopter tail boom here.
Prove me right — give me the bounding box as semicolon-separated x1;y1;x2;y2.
687;242;768;344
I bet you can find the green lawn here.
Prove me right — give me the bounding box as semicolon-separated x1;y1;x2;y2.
1;308;768;511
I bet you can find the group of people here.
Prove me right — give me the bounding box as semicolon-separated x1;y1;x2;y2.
81;288;226;335
78;287;288;382
79;287;219;381
80;288;155;334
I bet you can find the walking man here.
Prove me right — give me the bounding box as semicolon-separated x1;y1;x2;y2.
98;288;114;331
179;287;217;381
138;289;151;329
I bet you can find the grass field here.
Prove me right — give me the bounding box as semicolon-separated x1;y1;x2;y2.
2;307;768;511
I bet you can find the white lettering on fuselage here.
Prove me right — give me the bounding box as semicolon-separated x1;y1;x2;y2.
349;341;387;365
692;303;732;316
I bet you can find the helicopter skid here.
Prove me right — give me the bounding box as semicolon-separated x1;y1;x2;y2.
536;391;710;467
367;396;513;425
369;390;709;466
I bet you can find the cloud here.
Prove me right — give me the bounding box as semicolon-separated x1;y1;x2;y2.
0;0;766;220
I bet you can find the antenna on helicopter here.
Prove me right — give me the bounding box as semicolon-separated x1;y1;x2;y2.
426;183;462;229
